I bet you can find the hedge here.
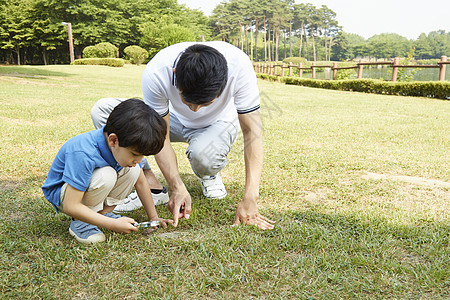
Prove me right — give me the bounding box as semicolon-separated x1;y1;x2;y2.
257;73;450;100
72;58;125;67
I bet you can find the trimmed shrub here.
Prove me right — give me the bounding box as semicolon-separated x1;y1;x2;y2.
82;46;97;58
73;58;125;67
123;45;149;65
257;73;450;100
82;42;118;58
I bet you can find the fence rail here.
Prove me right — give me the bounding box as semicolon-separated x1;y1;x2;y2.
254;56;448;82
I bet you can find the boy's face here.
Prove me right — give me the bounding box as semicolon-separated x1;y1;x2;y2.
108;134;144;168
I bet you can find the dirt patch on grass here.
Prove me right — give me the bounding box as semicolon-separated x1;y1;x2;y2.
362;172;450;189
0;180;21;192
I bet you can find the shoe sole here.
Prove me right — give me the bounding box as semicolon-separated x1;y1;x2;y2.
203;192;227;200
69;228;105;244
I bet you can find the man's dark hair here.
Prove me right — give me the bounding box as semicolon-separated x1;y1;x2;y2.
176;44;228;105
104;99;166;156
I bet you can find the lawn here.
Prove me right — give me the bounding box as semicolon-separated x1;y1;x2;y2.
0;64;448;299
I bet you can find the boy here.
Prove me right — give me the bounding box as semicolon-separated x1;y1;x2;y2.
42;99;172;244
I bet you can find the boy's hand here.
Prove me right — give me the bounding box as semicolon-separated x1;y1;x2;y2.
111;217;139;234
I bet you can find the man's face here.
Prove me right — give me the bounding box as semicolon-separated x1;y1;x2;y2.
179;91;216;112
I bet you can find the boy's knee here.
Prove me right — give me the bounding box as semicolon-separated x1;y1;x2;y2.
89;167;117;192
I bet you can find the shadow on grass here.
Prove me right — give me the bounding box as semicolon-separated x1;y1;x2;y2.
0;66;73;78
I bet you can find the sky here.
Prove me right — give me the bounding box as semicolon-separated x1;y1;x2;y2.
177;0;450;40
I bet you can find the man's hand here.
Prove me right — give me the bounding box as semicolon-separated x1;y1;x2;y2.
151;217;174;229
167;189;192;227
234;198;275;230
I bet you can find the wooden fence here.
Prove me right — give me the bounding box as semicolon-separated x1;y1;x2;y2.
254;56;449;82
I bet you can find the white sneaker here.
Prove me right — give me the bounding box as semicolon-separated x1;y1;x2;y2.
113;187;169;212
201;173;227;199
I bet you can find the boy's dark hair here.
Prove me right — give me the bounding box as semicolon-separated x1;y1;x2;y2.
176;44;228;105
104;99;166;156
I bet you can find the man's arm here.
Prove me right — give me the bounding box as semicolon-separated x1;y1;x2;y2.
63;185;138;233
236;109;275;230
154;114;192;227
134;168;173;228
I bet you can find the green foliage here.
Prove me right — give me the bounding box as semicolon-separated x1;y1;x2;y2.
73;58;124;67
82;45;96;58
257;74;450;99
414;30;450;60
140;22;196;57
283;57;306;64
123;45;148;65
396;48;421;82
82;42;118;58
335;68;356;80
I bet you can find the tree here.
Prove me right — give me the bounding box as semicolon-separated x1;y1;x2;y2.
367;33;411;59
0;0;35;65
140;20;196;57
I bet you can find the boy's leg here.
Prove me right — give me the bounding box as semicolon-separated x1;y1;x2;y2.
60;166;118;244
100;165;141;214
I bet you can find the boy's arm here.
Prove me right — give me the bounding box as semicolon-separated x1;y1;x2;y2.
63;184;138;233
134;168;173;227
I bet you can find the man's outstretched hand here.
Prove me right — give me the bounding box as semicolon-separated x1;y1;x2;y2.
234;199;275;230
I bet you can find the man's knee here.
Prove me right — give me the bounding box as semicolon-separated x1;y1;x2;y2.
91;98;125;129
186;143;227;177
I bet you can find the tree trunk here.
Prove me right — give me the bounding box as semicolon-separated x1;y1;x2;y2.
250;24;253;61
299;22;304;58
43;48;48;65
324;29;328;61
267;24;271;62
15;46;21;65
272;26;275;61
289;21;292;58
312;32;316;62
239;21;244;51
254;18;258;61
263;16;267;61
328;36;333;61
276;29;280;62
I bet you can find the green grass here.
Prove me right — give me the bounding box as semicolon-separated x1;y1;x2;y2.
0;65;449;299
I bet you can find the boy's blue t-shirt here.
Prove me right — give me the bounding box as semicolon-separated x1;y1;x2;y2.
42;127;122;212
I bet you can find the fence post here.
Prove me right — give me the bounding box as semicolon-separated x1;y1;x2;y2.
282;63;286;76
264;63;267;74
289;62;293;77
271;63;274;75
298;63;303;78
312;62;316;79
357;60;363;79
392;57;400;82
439;56;447;81
332;62;338;80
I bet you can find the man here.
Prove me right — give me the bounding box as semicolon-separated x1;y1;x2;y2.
91;41;274;230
